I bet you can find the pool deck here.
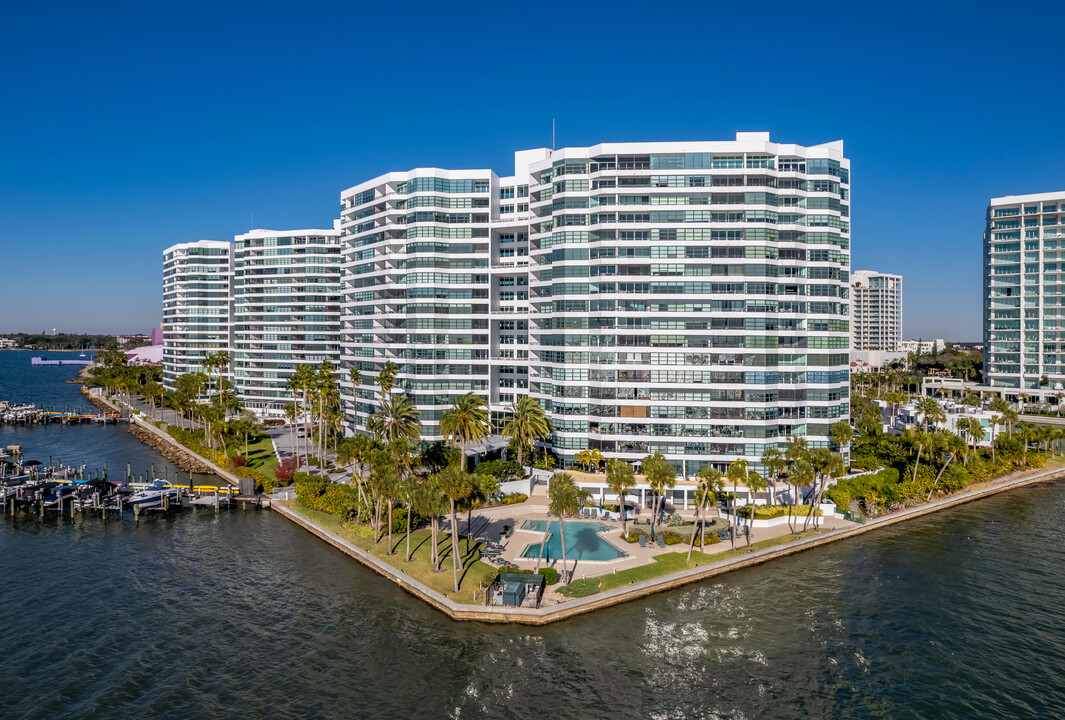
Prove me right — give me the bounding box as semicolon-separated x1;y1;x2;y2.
467;482;855;584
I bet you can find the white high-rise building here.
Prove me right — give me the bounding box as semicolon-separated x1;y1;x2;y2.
850;270;902;350
985;190;1065;394
339;132;852;472
232;228;343;418
161;240;233;391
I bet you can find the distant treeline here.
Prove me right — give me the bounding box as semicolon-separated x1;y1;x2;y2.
1;333;134;350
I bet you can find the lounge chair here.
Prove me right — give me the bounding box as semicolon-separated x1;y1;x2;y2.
656;535;665;548
639;535;646;548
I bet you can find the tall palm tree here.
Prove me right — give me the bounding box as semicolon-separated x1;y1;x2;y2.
439;392;490;472
829;420;854;467
435;464;474;592
413;475;450;569
689;468;723;562
739;471;766;546
547;472;588;584
787;459;814;533
349;367;363;429
760;447;785;506
915;398;945;432
1016;422;1037;464
605;458;635;535
377;360;398;400
501;395;551;469
642;452;676;540
807;448;843;530
927;432;965;500
316;360;339;468
369;393;422;448
784;436;808;471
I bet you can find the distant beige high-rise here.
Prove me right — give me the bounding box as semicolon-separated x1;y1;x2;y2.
850;270;902;351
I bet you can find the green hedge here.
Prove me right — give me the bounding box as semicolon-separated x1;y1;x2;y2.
621;529;720;546
733;504;821;519
502;567;559;585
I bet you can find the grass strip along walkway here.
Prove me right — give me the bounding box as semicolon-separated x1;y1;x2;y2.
558;529;821;598
284;501;498;602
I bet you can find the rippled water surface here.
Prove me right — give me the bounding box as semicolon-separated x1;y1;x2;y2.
3;351;1065;719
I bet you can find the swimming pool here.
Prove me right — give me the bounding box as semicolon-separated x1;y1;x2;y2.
519;519;625;561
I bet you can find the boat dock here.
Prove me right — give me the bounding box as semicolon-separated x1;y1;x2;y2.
1;454;263;521
0;401;121;425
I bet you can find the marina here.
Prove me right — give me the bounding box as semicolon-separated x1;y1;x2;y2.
0;450;255;520
0;401;121;425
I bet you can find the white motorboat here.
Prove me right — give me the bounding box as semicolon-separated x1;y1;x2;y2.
127;480;180;509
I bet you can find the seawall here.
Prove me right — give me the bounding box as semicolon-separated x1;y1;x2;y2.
274;463;1065;625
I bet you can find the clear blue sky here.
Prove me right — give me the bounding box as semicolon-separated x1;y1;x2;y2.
2;0;1063;339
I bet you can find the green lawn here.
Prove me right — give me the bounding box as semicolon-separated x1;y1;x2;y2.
244;433;279;478
284;501;497;602
558;529;823;598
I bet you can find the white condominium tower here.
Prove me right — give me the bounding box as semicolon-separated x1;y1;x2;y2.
161;240;233;391
339;132;851;473
850;270;902;350
232;228;343;418
985;190;1065;394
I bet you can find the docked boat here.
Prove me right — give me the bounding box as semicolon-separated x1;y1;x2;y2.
127;480;180;510
41;485;77;508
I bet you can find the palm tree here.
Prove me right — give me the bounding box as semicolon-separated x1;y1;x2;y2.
366;450;400;544
784;436;808;470
928;432;965;500
829;420;854;467
501;395;551;469
901;426;926;484
689;468;723;562
349;367;363;429
574;448;604;472
883;391;906;427
368;393;422;448
435;464;474;592
989;414;1003;463
316;360;339;468
739;471;766;546
724;459;750;548
377;360;398;400
760;447;785;506
283;402;298;464
413;475;450;569
789;459;814;533
915;398;945;432
605;458;636;535
807;448;843;530
230;410;262;458
287;364;316;464
141;381;166;421
439;392;490;472
1001;408;1019;437
1016;422;1037;464
642;452;676;540
955;416;982;464
548;472;589;583
400;474;420;562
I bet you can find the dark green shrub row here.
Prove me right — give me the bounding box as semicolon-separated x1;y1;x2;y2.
500;567;559;585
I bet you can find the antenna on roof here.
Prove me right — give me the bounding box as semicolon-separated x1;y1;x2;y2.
251;212;254;230
552;118;556;151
